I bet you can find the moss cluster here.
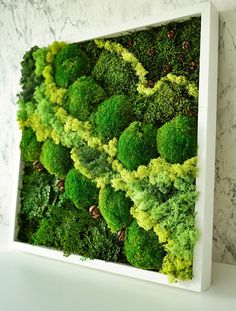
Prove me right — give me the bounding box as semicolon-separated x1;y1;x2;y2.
40;140;72;179
135;79;197;126
124;220;165;270
99;185;133;232
54;44;90;88
65;168;99;210
117;121;158;170
20;127;42;162
95;95;134;142
66;76;106;121
92;50;138;96
157;116;197;164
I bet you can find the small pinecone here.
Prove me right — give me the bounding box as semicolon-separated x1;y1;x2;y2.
117;229;125;242
126;39;134;48
147;48;155;57
167;30;175;39
163;64;172;74
89;205;101;220
147;80;155;88
179;54;184;64
33;160;44;172
57;179;65;192
189;61;197;70
182;40;190;49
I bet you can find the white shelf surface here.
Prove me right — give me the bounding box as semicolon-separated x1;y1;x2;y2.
0;250;235;311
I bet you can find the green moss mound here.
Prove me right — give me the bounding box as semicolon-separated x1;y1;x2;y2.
99;185;133;232
95;95;134;142
66;76;106;121
124;220;165;270
20;128;42;162
92;50;138;96
65;168;99;210
40;140;72;179
54;44;90;88
117;121;158;171
157;116;197;164
135;79;197;126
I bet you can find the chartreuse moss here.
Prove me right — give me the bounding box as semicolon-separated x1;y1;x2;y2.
99;185;133;233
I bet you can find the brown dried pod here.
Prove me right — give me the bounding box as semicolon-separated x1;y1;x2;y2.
147;80;155;88
57;179;65;192
117;229;125;242
163;64;172;74
89;205;101;220
179;54;184;64
126;39;134;48
147;47;155;57
189;60;197;70
167;30;175;39
33;160;44;172
182;40;190;49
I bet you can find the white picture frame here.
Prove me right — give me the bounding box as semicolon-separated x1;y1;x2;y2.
10;1;219;292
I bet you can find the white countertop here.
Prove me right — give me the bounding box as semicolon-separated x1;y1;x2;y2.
0;250;235;311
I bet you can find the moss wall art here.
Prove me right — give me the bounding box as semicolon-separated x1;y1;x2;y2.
17;17;201;282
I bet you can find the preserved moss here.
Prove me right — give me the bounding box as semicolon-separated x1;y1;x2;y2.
20;127;42;162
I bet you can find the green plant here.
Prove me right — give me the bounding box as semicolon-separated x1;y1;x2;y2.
66;76;106;121
117;121;158;170
65;168;99;209
157;116;197;164
124;220;165;270
20;127;42;162
95;95;134;142
40;139;73;179
99;185;133;232
53;43;91;88
92;50;138;96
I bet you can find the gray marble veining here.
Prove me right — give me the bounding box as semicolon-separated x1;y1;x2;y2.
0;0;236;264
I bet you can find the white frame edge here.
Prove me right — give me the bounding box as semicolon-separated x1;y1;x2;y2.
10;1;219;292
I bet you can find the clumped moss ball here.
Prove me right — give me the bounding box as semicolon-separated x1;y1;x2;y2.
117;121;158;171
92;51;138;96
20;128;42;163
40;140;72;179
95;95;134;142
124;220;165;270
66;76;106;121
65;168;99;210
157;116;197;164
54;44;90;88
99;185;133;233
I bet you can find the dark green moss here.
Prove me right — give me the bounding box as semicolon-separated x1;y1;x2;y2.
40;140;73;179
124;220;165;270
20;128;42;163
66;76;106;121
92;50;138;96
18;46;43;102
95;95;134;142
65;168;99;210
54;44;91;88
80;40;103;69
157;116;197;164
134;79;197;126
99;185;133;232
117;121;158;171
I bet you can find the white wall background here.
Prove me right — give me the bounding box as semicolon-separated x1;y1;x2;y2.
0;0;236;265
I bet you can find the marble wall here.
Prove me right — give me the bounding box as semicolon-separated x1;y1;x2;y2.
0;0;235;264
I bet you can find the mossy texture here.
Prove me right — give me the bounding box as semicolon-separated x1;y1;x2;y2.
99;185;133;232
95;95;134;142
92;50;138;96
157;116;197;164
20;127;42;162
40;140;72;179
54;44;90;88
117;121;158;171
65;168;99;210
124;220;165;270
66;76;106;121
